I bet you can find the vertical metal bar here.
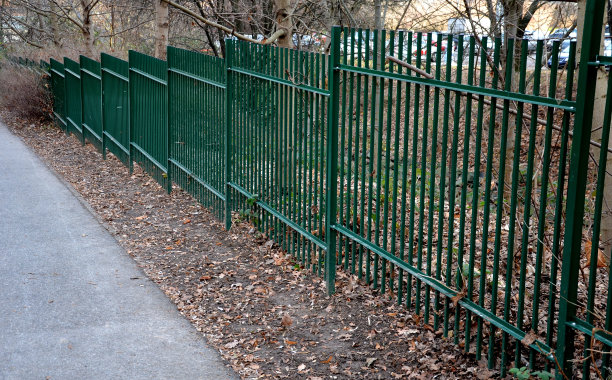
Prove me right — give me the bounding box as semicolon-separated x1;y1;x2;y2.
389;30;404;298
425;32;442;323
224;40;234;230
508;40;528;367
556;0;606;375
373;29;386;290
495;38;515;376
358;29;367;280
166;47;172;195
346;29;357;273
398;31;413;307
407;31;421;310
434;33;452;330
525;40;544;367
543;41;574;371
381;30;395;295
444;33;464;338
469;36;489;358
325;26;341;294
457;35;476;347
484;38;502;369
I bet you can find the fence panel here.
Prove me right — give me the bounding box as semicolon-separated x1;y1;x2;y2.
228;40;330;275
128;50;169;191
100;53;130;166
63;57;83;143
49;58;66;131
167;46;226;220
328;27;580;376
80;55;103;151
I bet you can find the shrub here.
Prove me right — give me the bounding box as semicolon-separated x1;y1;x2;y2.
0;63;52;121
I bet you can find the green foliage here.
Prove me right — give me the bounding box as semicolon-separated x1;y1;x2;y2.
509;367;553;380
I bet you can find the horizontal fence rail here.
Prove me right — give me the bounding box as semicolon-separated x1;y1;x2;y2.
25;21;612;378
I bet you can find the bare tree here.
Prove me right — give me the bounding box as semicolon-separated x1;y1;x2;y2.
154;0;168;59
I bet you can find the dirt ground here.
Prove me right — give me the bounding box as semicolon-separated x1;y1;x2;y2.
3;113;498;379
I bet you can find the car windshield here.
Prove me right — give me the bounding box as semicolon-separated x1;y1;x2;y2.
550;29;567;39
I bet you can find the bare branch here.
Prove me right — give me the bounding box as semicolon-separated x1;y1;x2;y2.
161;0;285;45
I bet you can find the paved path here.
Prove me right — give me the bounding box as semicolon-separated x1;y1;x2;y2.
0;123;237;380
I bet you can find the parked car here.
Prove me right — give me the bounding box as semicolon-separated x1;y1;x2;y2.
523;31;538;52
385;33;446;62
546;28;577;51
546;38;611;68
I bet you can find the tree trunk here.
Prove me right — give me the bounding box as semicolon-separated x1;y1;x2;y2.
80;0;95;57
502;0;522;199
374;0;383;29
154;0;169;60
274;0;293;48
578;0;612;254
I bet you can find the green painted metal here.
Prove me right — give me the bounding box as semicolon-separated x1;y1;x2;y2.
49;58;67;131
80;55;103;151
101;53;130;165
128;50;169;191
332;29;581;376
44;17;612;377
63;57;83;143
167;46;226;220
556;0;606;376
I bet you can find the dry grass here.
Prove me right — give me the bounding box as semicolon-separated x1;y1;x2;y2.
0;64;52;121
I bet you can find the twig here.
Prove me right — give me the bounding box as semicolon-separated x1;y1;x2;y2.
161;0;285;45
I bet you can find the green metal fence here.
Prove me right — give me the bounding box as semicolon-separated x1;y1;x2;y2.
63;57;83;143
80;55;103;151
32;17;612;378
128;50;169;192
100;53;130;166
49;58;66;130
167;46;226;220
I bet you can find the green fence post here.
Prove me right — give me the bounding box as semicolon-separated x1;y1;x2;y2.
224;40;233;231
166;47;172;195
101;53;107;160
325;26;341;295
128;52;134;175
555;0;606;378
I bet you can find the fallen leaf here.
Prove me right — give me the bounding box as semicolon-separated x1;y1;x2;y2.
366;357;377;367
321;355;333;364
585;240;608;268
281;314;293;328
521;330;539;346
297;363;306;372
225;340;239;349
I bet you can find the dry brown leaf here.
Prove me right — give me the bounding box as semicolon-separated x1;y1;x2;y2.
451;289;467;307
521;330;539;346
585;240;608;268
281;314;293;328
320;355;333;364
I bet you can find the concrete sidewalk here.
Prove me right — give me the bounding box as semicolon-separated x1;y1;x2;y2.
0;123;237;380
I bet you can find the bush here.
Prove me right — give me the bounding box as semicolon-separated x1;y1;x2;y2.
0;64;52;121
